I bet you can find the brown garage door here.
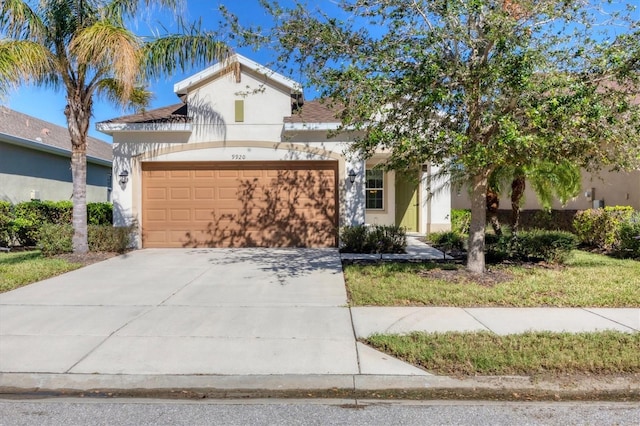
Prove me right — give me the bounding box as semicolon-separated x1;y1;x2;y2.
141;161;338;248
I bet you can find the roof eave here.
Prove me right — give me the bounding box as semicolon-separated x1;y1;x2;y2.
1;132;112;166
96;122;193;135
283;122;343;131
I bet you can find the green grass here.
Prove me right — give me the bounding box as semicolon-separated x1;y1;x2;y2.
365;331;640;376
0;251;82;293
344;251;640;307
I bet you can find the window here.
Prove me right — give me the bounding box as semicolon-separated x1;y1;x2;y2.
366;169;384;209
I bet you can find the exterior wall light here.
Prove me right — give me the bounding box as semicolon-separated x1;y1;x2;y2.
348;170;357;184
119;170;129;186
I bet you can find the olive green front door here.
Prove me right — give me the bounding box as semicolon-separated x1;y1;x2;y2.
395;173;419;232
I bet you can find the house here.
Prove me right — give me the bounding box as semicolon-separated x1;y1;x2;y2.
0;107;113;203
452;169;640;212
97;55;451;248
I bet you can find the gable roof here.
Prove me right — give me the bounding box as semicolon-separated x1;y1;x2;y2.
0;107;112;164
174;54;302;96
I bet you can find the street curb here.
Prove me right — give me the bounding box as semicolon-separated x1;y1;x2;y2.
1;373;638;401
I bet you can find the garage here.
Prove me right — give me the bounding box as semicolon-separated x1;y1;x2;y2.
141;161;338;248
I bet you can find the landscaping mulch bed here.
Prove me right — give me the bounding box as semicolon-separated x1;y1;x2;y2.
54;251;120;266
418;267;514;286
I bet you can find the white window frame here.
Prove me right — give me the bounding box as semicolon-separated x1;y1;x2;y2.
365;169;384;210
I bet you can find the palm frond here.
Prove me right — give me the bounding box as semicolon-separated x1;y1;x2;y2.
70;21;141;103
528;160;581;209
102;0;182;23
0;0;47;41
0;39;56;95
95;78;152;110
142;25;231;80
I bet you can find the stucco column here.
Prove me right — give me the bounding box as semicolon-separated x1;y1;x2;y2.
342;158;365;226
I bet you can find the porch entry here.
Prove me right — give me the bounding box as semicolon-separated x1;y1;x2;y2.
395;172;419;232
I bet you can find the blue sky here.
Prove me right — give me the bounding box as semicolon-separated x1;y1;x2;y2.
3;0;291;142
3;1;637;142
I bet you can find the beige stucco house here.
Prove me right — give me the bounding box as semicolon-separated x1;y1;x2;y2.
97;55;450;248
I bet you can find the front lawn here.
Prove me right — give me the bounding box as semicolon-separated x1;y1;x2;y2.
365;331;640;377
0;250;82;293
344;251;640;307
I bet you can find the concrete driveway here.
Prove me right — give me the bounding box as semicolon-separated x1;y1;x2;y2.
0;248;362;376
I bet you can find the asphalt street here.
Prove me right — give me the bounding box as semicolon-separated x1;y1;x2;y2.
1;399;639;426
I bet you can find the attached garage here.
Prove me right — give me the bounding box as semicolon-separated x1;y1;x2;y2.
141;161;338;248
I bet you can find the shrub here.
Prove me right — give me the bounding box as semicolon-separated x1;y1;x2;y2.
428;231;465;251
87;202;113;225
37;223;73;255
573;206;634;249
88;225;133;253
45;200;73;224
450;209;471;235
340;224;407;253
0;201;12;247
340;225;369;253
616;213;640;259
514;230;579;263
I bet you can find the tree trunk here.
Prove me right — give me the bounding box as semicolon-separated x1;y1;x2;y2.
486;187;502;236
511;171;526;233
468;172;488;274
65;96;91;254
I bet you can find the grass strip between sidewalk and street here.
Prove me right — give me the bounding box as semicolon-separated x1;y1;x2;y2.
365;331;640;376
344;251;640;307
0;250;82;293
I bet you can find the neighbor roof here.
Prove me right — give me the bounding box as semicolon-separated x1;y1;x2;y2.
0;107;112;164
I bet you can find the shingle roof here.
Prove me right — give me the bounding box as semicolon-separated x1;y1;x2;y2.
98;103;189;124
284;100;343;123
0;107;112;162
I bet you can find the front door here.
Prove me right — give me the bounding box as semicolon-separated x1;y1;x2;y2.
395;173;419;232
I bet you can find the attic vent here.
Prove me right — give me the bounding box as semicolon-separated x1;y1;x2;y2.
235;100;244;122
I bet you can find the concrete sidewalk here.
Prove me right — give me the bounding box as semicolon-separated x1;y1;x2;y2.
0;248;638;398
351;307;640;337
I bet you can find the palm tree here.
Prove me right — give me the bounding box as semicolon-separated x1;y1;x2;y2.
489;159;581;233
1;0;229;252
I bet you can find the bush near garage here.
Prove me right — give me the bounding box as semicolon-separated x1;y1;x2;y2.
340;224;407;254
2;201;113;247
38;223;133;255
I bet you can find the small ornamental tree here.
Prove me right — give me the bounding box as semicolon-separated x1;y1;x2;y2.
223;0;640;273
1;0;230;253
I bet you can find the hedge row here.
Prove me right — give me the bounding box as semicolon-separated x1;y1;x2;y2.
446;206;640;260
38;223;133;255
340;225;407;254
429;229;578;264
0;200;113;247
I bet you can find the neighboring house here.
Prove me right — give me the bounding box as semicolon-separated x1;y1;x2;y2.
451;168;640;212
97;54;451;248
0;107;113;203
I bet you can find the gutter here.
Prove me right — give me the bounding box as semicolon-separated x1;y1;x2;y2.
96;122;192;134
